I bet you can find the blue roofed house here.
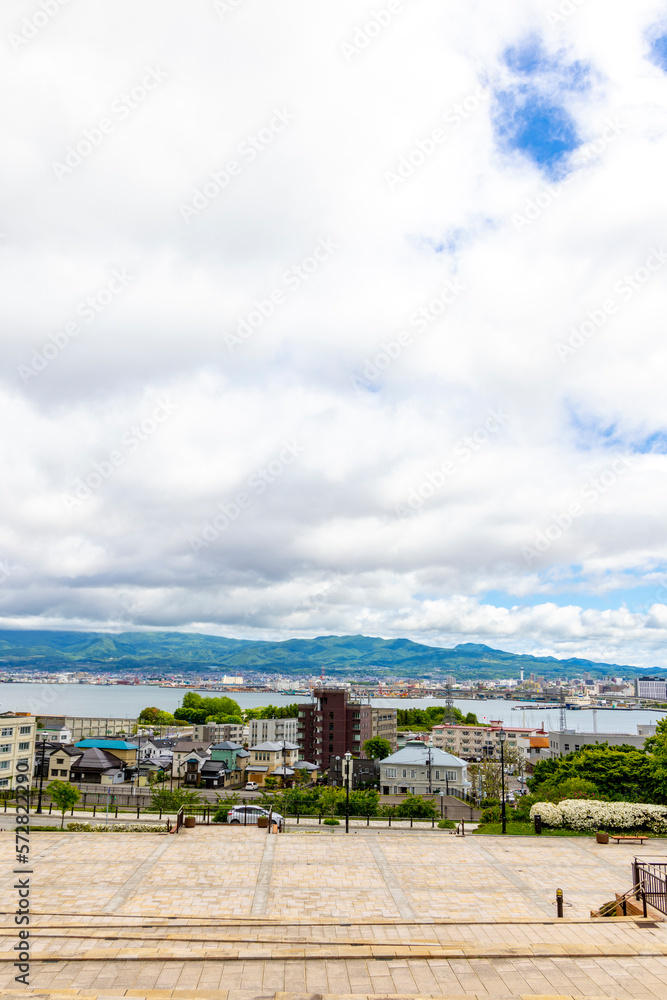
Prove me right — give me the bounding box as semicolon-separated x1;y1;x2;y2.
379;739;470;798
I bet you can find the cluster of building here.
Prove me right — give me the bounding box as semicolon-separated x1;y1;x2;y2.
0;690;661;803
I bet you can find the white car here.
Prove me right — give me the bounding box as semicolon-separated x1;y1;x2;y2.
245;781;259;791
228;804;284;830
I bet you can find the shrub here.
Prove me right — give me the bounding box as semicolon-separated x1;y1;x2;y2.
323;817;340;825
438;819;456;829
480;805;501;823
66;822;163;833
530;799;667;833
212;806;229;823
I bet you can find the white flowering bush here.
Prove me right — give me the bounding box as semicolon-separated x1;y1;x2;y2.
530;799;667;833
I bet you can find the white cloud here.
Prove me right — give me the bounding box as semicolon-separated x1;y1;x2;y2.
1;0;667;667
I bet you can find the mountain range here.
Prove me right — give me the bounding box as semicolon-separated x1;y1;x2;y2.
0;629;663;680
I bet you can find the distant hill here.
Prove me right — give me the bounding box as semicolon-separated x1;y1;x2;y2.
0;629;663;680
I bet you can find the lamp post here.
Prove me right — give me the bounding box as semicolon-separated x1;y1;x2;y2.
498;729;507;834
344;751;352;834
36;736;48;814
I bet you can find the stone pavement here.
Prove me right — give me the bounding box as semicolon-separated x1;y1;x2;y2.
2;826;667;999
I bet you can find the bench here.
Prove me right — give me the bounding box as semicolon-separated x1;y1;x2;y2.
610;835;648;844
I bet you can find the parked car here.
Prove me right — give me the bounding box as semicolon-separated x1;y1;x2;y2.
228;804;284;830
245;781;259;791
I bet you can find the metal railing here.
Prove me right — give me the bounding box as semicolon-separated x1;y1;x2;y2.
634;860;667;916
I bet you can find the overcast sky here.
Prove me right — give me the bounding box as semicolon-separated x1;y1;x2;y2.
2;0;667;667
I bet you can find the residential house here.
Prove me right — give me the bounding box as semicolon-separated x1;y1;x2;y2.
46;745;83;781
379;739;470;797
209;741;250;785
171;740;212;783
70;746;128;785
245;740;299;786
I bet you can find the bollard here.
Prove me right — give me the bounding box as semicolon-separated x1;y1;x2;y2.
93;804;96;817
461;819;465;837
367;814;370;827
137;806;140;820
319;812;322;825
556;888;564;918
534;813;542;835
49;803;52;814
115;805;118;819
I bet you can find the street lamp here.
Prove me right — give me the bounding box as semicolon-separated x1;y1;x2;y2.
498;729;507;835
36;736;48;814
344;751;352;834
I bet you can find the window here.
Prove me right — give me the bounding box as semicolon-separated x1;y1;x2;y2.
0;744;10;754
402;769;407;778
434;770;440;779
60;769;68;776
446;770;456;780
0;778;8;786
1;728;12;737
0;761;9;769
20;726;32;735
564;744;570;751
385;768;397;778
575;745;580;751
55;757;64;764
410;769;416;779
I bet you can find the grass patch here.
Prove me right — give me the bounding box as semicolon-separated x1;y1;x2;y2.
474;821;592;837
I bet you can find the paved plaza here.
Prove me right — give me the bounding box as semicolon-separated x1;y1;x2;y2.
2;826;667;999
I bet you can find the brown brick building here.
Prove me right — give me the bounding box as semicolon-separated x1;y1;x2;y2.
297;689;397;771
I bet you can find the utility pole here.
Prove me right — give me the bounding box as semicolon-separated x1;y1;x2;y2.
499;729;507;834
344;751;351;833
427;745;432;794
36;737;48;814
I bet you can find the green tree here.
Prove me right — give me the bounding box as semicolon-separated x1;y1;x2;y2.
362;737;392;760
392;794;438;818
529;743;653;802
48;780;81;829
149;787;202;812
174;692;242;724
264;775;279;791
338;789;379;816
139;706;176;725
319;786;345;819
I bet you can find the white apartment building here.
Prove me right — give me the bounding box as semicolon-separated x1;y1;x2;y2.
248;717;298;745
431;723;541;759
0;714;36;789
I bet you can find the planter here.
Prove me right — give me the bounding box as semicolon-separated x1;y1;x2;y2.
596;831;609;844
257;816;269;828
184;816;196;828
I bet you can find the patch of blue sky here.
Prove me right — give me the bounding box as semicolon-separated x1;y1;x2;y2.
648;30;667;71
567;404;667;454
481;582;667;613
492;37;589;178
